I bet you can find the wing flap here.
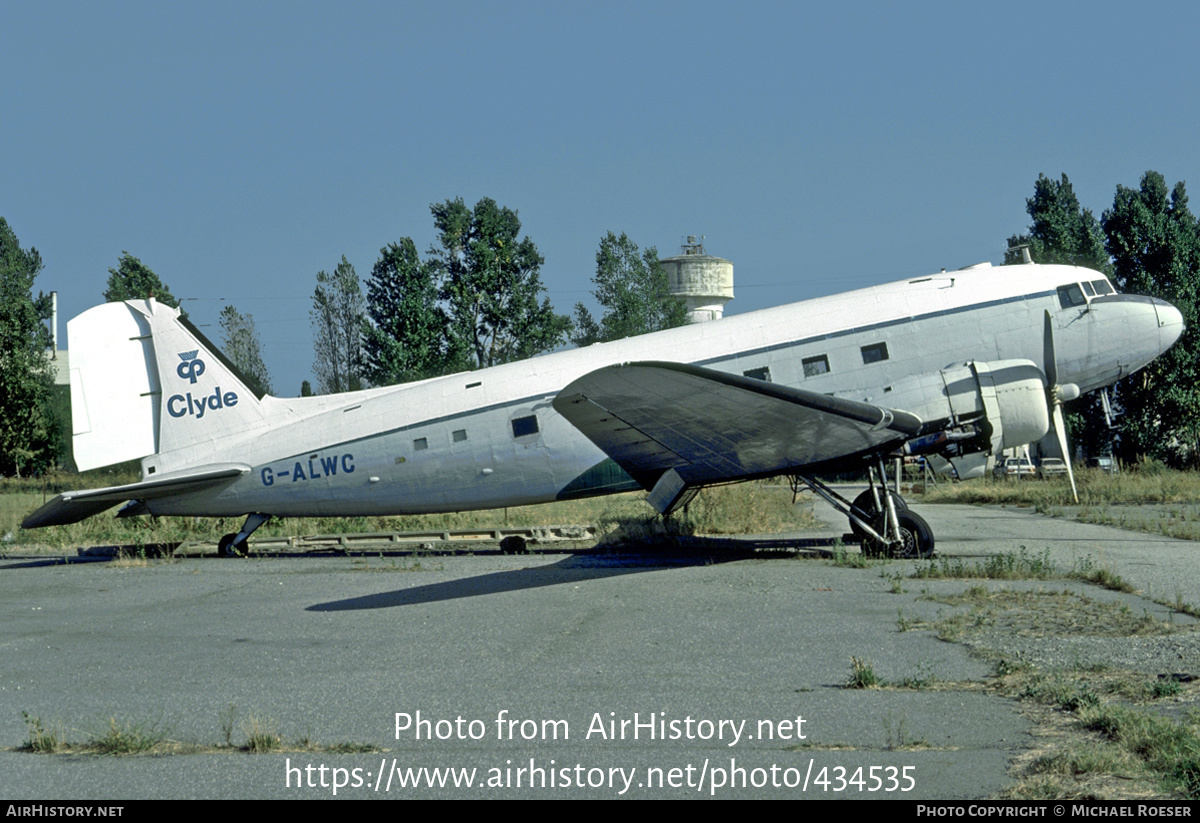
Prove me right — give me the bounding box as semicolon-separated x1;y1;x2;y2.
552;362;922;487
21;465;249;528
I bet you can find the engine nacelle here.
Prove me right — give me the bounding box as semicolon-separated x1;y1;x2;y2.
881;359;1049;458
951;360;1049;454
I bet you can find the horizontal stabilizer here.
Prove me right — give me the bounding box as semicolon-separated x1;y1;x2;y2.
21;465;249;529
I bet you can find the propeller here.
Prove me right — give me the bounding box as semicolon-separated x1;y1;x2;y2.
1043;311;1080;502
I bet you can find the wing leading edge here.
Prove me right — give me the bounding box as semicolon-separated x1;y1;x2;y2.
20;465;249;529
552;361;923;493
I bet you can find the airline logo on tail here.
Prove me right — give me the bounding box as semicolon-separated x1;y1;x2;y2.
176;351;206;383
169;350;239;419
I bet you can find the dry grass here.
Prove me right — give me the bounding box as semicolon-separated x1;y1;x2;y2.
921;466;1200;509
3;479;818;552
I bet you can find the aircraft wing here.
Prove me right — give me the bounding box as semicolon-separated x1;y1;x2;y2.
21;465;250;529
552;361;923;490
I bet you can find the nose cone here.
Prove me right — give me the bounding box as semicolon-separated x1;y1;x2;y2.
1153;297;1185;353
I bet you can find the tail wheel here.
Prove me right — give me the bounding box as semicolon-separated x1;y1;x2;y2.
217;534;249;558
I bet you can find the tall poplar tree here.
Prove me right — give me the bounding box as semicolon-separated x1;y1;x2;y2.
429;197;569;369
0;219;56;476
361;238;451;386
219;305;273;397
311;257;365;394
572;231;687;346
105;252;180;307
1005;174;1110;273
1103;172;1200;466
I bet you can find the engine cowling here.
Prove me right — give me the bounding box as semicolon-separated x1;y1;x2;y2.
952;360;1049;454
881;359;1050;458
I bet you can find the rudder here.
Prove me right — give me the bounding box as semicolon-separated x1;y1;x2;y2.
68;299;267;471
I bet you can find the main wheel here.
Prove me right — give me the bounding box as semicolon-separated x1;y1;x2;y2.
848;488;907;540
862;511;935;559
217;533;248;558
886;511;935;559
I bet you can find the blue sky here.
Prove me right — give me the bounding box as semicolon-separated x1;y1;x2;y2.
4;1;1198;395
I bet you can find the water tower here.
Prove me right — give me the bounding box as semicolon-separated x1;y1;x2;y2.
660;236;734;323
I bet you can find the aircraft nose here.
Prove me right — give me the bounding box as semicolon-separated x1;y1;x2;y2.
1153;298;1185;352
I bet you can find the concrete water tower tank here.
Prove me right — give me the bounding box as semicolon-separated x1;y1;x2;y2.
660;236;733;323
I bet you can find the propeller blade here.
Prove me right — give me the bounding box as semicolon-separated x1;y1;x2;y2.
1043;310;1058;388
1045;310;1077;502
1052;403;1079;503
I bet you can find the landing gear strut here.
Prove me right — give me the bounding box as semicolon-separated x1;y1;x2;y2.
791;458;934;559
217;513;270;558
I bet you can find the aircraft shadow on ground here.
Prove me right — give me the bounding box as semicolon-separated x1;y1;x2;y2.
306;537;837;612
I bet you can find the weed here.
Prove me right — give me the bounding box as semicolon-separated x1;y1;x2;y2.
1078;566;1136;594
1074;704;1200;797
831;545;871;568
847;656;880;689
86;716;168;754
1152;678;1184;699
894;660;939;690
994;656;1030;677
912;547;1057;581
1028;744;1138;778
882;710;926;750
219;703;238;747
243;715;281;753
20;712;64;753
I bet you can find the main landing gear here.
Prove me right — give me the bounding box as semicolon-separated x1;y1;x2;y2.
791;459;935;559
217;513;270;558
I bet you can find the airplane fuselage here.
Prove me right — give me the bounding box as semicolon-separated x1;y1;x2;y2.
140;262;1180;518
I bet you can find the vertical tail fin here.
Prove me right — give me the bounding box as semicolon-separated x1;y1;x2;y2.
69;299;268;472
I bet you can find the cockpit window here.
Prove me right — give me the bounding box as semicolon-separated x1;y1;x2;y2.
1082;281;1095;297
1057;284;1086;309
1090;279;1114;295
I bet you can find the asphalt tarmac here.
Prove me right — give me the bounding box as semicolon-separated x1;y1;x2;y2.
2;499;1198;800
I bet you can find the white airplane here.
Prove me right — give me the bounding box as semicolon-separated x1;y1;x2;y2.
23;261;1183;559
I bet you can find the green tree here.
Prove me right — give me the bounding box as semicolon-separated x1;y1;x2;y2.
218;305;273;397
429;197;570;369
105;252;180;307
361;238;450;386
311;256;365;394
1102;171;1200;466
0;218;56;476
572;231;687;346
1005;174;1111;273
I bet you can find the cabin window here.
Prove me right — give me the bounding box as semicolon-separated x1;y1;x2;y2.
802;355;829;378
861;342;889;364
1057;284;1086;308
743;366;771;382
452;429;468;443
1091;279;1114;295
512;415;539;437
413;437;428;451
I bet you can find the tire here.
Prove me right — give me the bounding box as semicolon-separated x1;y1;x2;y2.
499;535;528;555
217;534;248;558
848;488;907;540
861;510;935;560
887;511;935;559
